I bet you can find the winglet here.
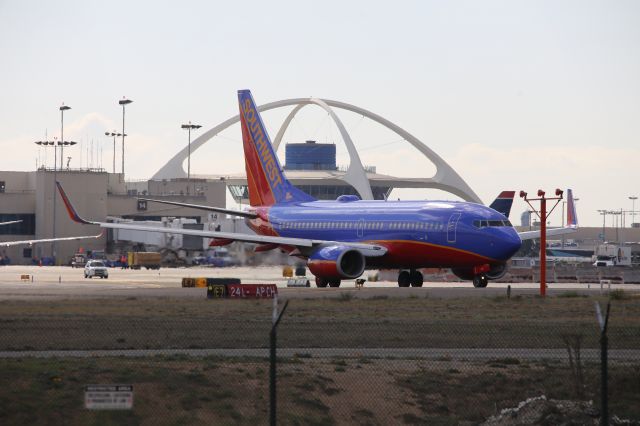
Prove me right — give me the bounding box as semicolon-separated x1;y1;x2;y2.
489;191;516;218
566;188;578;228
56;181;94;225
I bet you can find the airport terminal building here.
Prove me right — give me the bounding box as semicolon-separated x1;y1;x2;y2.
0;169;227;264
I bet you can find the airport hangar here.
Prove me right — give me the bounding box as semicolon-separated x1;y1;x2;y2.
0;97;632;264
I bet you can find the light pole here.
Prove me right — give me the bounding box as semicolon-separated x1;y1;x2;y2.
105;131;123;173
118;98;132;176
60;105;71;169
597;210;608;242
520;188;564;297
36;137;76;261
34;141;54;168
181;122;202;194
630;196;638;228
52;104;71;261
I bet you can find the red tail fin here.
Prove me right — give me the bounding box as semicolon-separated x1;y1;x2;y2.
237;90;315;206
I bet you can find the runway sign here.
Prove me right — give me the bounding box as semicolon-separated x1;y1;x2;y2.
85;384;133;410
227;284;278;299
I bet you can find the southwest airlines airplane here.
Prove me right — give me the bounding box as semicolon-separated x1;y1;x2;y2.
57;90;578;288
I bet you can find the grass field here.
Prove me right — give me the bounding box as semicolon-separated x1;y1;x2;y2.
0;293;639;350
0;355;638;425
0;292;639;424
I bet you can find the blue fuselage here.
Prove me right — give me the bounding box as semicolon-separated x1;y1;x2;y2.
247;199;522;269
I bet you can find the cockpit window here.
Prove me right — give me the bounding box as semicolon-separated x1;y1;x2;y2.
473;220;512;228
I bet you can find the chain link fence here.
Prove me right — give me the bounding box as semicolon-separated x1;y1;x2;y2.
0;294;638;425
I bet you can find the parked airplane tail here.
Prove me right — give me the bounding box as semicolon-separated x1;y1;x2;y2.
489;191;516;218
566;188;578;227
238;90;316;206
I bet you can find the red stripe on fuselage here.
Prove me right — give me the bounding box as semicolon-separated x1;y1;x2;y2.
367;240;497;269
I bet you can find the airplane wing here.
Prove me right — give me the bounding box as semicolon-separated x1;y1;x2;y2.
0;232;103;248
518;227;577;241
0;220;23;227
58;183;387;257
518;188;578;241
137;198;258;219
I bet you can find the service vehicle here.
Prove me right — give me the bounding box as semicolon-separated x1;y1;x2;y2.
128;251;161;270
71;253;87;268
592;244;631;267
84;260;109;279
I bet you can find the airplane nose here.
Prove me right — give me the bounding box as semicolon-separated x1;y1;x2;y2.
505;231;522;258
496;229;522;260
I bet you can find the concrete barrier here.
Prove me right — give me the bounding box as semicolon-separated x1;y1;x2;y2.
555;265;578;283
623;269;640;284
576;265;600;283
600;270;624;283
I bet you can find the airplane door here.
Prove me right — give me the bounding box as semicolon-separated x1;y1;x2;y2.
447;213;461;243
357;219;364;238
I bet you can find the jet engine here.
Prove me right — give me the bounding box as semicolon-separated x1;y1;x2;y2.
485;263;508;280
307;245;366;279
451;263;508;281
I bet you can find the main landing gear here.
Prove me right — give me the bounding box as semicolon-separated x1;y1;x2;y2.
472;275;488;288
398;269;423;287
315;277;341;288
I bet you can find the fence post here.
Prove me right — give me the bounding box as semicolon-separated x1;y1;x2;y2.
595;301;611;426
270;297;289;426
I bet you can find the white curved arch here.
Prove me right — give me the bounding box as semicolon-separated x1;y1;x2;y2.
152;98;482;203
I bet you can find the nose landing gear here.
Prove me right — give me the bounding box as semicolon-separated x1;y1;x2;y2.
472;275;488;288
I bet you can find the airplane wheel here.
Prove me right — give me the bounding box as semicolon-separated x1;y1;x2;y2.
480;275;488;288
315;277;328;288
473;275;488;288
329;280;341;288
409;270;423;287
398;270;411;287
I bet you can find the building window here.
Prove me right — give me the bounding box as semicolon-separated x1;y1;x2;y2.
0;214;36;235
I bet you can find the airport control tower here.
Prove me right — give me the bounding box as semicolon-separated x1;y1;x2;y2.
284;141;337;171
226;140;392;202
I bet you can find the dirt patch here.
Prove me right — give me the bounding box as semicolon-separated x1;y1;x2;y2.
0;357;638;425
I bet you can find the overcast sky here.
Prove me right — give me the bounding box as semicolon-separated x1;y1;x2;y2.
1;0;639;226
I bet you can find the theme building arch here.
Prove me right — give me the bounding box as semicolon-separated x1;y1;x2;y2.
152;98;481;203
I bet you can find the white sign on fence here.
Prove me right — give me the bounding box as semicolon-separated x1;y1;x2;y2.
84;385;134;410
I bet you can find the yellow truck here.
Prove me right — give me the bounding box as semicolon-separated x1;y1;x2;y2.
127;252;161;270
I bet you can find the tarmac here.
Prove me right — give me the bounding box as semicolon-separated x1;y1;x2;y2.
0;265;638;300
